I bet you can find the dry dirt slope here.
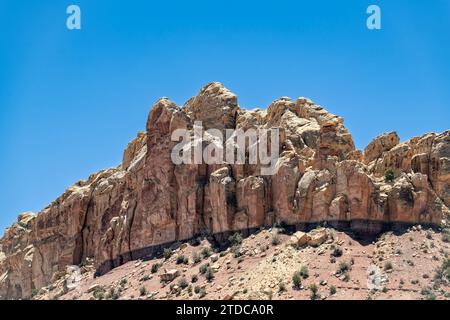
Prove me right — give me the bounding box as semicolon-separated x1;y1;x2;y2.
32;225;450;300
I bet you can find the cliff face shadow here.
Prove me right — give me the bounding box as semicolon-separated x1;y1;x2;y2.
95;219;441;277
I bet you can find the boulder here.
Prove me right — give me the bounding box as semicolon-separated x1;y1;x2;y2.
307;228;328;247
289;231;310;248
159;269;180;282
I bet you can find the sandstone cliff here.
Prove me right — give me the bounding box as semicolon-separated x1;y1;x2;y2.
1;83;449;299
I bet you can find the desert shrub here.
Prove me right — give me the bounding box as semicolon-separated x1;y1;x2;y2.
232;245;242;258
198;288;207;298
189;237;202;246
163;248;173;260
201;246;212;258
191;274;198;283
343;273;350;282
93;286;106;300
119;278;127;287
385;169;395;182
338;261;351;274
107;288;120;300
300;265;309;279
421;287;436;300
435;258;450;285
271;234;281;246
199;263;210;274
442;259;450;281
278;282;286;292
30;288;39;299
194;286;201;294
176;255;186;265
151;263;161;274
140;275;151;282
332;246;343;257
139;286;147;296
330;285;337;295
178;277;189;289
309;284;319;300
292;272;302;289
384;261;393;271
442;229;450;243
229;232;243;247
192;252;201;264
205;267;215;282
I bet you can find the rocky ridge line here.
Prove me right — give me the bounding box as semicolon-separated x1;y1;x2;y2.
0;82;449;299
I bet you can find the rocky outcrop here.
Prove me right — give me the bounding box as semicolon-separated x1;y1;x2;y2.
364;132;399;164
1;82;449;299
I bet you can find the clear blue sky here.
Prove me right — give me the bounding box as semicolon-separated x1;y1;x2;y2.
1;0;449;233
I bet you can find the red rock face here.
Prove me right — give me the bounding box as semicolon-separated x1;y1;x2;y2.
1;82;449;299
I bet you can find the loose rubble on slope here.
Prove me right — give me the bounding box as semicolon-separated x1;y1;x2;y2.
28;225;450;300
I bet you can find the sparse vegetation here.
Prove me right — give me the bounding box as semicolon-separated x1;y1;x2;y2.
433;258;450;289
30;288;39;299
139;286;147;296
332;246;343;257
205;267;215;282
292;272;302;289
163;248;173;260
385;169;395;183
330;285;337;295
338;261;350;274
178;277;189;289
176;255;187;265
278;282;286;292
93;286;106;300
442;229;450;243
151;263;161;274
199;263;210;274
191;274;198;283
106;287;120;300
299;265;309;279
232;245;242;258
343;273;350;282
384;261;393;271
140;275;151;282
192;252;201;264
271;234;281;246
119;278;127;287
309;283;319;300
201;246;212;258
229;232;243;247
198;288;207;298
421;287;436;300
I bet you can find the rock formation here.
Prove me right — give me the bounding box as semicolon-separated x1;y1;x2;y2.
1;82;449;299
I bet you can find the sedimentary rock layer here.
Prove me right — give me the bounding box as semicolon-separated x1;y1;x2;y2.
1;83;449;299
